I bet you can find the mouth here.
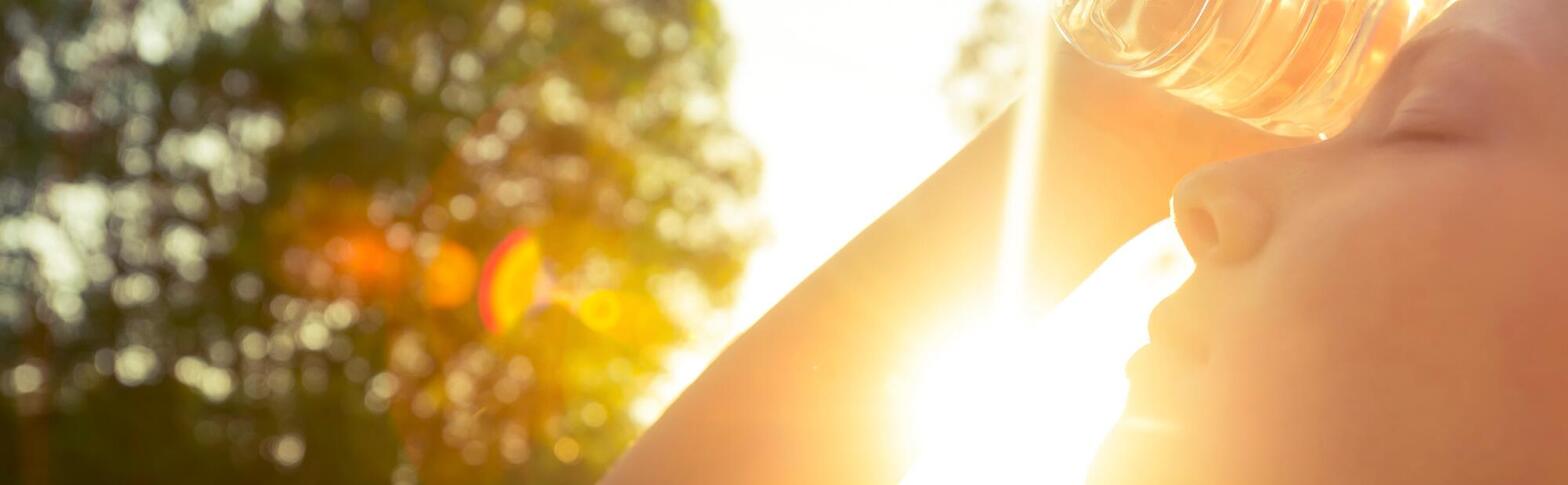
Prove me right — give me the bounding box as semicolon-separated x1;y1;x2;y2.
1090;298;1214;485
1127;297;1207;375
1121;296;1209;423
1123;344;1171;383
1144;295;1211;365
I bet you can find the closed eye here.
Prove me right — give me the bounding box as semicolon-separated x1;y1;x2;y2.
1379;62;1489;146
1366;29;1515;148
1382;92;1465;144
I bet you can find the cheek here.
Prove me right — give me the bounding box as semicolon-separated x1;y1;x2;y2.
1248;156;1568;359
1197;158;1568;479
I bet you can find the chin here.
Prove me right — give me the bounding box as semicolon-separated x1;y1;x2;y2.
1085;417;1207;485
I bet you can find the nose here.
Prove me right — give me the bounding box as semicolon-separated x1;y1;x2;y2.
1170;162;1274;264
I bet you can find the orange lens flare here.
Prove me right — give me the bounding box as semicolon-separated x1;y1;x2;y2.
422;240;478;309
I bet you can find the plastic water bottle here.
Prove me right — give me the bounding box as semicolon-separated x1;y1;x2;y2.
1053;0;1458;137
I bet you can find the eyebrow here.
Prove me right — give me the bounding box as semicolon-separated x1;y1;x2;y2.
1379;29;1470;90
1379;28;1542;100
1372;26;1558;141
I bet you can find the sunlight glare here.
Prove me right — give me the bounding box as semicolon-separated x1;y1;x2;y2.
896;6;1199;466
993;9;1047;328
901;220;1192;484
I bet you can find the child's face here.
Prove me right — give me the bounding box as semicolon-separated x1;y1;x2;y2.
1091;1;1568;484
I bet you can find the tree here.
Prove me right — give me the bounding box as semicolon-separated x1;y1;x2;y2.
945;0;1027;134
0;0;760;483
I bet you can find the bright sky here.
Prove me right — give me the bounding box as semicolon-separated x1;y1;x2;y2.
715;0;993;342
638;0;994;430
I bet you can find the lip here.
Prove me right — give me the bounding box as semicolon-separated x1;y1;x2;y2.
1122;342;1194;424
1142;294;1210;366
1123;344;1165;382
1123;341;1196;393
1122;296;1208;417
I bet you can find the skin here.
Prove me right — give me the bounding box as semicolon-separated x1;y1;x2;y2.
605;0;1568;482
602;39;1292;484
1092;0;1568;484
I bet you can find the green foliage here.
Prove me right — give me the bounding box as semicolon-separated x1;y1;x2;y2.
0;0;760;483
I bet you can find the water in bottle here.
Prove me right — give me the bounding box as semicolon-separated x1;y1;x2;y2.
1054;0;1459;137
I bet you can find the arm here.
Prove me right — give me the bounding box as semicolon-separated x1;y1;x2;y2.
1025;41;1304;306
601;39;1299;485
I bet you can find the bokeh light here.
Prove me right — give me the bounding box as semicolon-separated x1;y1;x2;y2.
2;0;763;482
423;240;479;310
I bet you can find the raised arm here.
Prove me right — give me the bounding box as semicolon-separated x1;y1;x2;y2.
601;38;1298;485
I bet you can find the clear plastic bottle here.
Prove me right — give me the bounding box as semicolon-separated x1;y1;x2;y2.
1053;0;1458;137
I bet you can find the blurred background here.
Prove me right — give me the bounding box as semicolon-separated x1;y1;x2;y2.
0;0;1027;483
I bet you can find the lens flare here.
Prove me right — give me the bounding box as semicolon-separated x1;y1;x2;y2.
578;289;624;334
478;229;543;334
423;240;478;309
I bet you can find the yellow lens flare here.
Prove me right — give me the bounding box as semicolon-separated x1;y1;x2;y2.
478;229;544;334
578;289;624;334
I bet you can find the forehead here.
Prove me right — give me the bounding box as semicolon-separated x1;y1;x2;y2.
1429;0;1568;66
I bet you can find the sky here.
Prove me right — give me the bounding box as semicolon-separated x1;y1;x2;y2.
714;0;994;342
636;0;998;425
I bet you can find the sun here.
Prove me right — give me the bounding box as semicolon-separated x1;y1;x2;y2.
897;19;1194;481
898;219;1193;485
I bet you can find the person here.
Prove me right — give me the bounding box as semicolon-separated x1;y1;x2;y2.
603;0;1568;483
1092;0;1568;483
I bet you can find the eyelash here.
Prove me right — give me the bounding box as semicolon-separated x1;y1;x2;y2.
1378;67;1495;147
1381;97;1463;145
1384;120;1456;144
